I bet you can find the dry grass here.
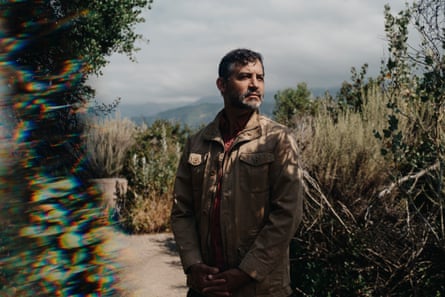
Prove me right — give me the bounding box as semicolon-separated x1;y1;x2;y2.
119;192;172;234
84;113;136;178
302;85;391;203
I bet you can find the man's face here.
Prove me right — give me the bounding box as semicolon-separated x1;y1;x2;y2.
217;60;264;110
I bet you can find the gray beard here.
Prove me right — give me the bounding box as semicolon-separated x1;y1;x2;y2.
231;92;263;110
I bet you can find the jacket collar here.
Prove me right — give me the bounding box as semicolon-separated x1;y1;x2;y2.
203;109;262;143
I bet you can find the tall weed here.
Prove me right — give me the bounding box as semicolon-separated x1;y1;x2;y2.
84;113;136;178
303;85;390;203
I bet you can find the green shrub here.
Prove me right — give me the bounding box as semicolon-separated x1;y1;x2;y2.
118;120;189;233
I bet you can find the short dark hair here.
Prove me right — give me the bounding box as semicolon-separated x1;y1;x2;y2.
218;48;264;80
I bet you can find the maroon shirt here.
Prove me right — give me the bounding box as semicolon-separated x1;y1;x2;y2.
210;111;253;270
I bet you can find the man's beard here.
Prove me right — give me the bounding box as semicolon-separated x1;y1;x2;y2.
230;91;263;110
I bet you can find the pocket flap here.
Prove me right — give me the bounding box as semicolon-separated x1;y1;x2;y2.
240;153;274;166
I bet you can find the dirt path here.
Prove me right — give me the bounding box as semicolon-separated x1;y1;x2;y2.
109;231;188;297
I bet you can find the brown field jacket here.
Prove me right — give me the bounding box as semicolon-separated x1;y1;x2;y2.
171;110;304;297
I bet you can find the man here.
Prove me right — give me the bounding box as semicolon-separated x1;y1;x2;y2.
171;48;304;297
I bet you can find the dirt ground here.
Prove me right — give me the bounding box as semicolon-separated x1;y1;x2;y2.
108;230;188;297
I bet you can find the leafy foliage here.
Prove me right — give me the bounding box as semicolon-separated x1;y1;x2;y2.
8;0;152;115
379;0;444;251
380;1;445;167
374;4;445;293
125;120;188;196
336;64;371;113
273;82;318;128
51;0;152;75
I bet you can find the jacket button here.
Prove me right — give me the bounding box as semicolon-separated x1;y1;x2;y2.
210;170;216;176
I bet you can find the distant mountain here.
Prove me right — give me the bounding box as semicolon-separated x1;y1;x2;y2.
116;101;191;118
131;92;275;128
120;86;340;128
134;101;275;128
136;102;222;128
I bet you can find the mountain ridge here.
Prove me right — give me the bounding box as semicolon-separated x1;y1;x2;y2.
116;87;339;127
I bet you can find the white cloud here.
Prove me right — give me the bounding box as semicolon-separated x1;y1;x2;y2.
91;0;409;104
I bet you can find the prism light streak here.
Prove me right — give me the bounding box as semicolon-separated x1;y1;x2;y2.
0;2;121;296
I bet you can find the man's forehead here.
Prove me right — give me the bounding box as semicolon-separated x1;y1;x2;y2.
233;60;263;73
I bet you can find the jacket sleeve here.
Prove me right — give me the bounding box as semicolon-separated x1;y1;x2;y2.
170;138;203;273
238;129;304;281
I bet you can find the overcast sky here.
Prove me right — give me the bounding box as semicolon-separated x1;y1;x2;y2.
90;0;409;104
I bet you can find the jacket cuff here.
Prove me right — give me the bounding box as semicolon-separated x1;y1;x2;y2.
238;254;270;282
180;252;203;274
184;261;203;274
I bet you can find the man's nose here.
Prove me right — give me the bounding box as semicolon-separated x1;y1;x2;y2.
249;77;259;89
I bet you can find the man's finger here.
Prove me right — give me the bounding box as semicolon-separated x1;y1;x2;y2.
202;285;231;297
204;278;226;286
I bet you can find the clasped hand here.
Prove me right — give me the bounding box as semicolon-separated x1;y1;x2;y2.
187;263;252;297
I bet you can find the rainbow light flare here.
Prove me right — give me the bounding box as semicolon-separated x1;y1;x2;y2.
0;2;121;296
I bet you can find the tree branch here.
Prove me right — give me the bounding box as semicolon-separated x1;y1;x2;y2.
378;161;440;198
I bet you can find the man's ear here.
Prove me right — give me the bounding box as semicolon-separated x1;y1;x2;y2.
216;77;226;95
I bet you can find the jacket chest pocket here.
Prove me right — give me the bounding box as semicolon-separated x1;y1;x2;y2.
188;153;207;189
239;152;274;193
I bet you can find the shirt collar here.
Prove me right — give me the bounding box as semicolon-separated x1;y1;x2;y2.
219;110;254;141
